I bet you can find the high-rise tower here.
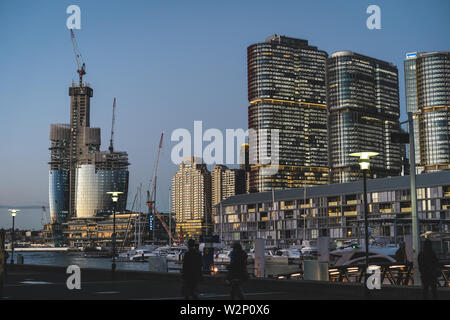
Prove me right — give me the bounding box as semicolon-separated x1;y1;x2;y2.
171;157;212;240
327;51;402;183
67;82;99;216
247;35;329;192
49;124;70;223
404;52;450;173
212;165;245;207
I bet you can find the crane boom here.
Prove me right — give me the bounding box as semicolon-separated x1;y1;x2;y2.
70;29;86;86
148;203;177;243
148;132;164;204
146;132;176;242
109;97;116;153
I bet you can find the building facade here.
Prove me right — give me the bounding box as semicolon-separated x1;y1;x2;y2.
214;171;450;248
239;143;251;193
63;212;139;248
405;52;450;173
212;165;246;207
49;124;71;223
247;35;329;192
327;51;402;183
49;80;129;244
172;157;212;240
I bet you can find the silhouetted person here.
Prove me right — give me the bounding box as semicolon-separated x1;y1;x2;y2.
395;242;408;285
227;242;248;300
181;239;203;299
418;239;440;300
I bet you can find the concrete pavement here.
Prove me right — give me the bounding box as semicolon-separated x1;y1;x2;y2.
2;264;450;300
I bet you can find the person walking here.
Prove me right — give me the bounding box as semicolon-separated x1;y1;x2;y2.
418;239;440;300
181;239;203;299
227;242;248;300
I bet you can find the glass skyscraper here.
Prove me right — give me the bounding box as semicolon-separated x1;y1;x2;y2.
49;81;129;224
327;51;402;183
75;160;129;218
49;124;70;223
247;35;329;192
404;52;450;173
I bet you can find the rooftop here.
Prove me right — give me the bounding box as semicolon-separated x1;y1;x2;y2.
217;170;450;207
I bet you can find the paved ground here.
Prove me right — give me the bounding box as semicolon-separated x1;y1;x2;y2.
2;267;290;300
1;265;449;300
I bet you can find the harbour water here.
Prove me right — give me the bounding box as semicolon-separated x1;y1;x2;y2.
8;252;154;272
8;252;302;276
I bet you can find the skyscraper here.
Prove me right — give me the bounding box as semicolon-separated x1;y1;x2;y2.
212;165;245;207
171;157;212;240
49;124;70;223
239;143;250;193
68;82;96;217
247;35;329;192
75;151;129;218
327;51;402;183
49;81;129;223
404;52;450;173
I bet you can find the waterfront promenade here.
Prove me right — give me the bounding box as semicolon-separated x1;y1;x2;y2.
2;264;450;300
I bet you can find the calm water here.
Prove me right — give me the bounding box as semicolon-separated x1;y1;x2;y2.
8;251;157;272
8;252;301;276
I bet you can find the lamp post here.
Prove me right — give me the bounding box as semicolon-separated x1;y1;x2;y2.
8;209;20;265
392;112;421;286
349;152;379;298
107;191;123;278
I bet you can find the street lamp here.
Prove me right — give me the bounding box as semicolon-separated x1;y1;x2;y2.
8;209;20;265
106;191;123;278
349;152;379;297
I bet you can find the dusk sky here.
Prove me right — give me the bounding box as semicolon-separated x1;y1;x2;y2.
0;0;449;229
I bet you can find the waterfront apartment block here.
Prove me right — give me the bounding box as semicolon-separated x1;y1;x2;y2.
172;157;212;240
327;51;402;183
213;171;450;248
247;35;329;192
212;165;246;207
404;52;450;173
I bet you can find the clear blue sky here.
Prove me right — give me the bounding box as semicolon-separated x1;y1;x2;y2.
0;0;449;229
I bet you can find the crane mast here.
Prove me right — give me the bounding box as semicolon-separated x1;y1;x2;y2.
109;97;116;153
70;29;86;86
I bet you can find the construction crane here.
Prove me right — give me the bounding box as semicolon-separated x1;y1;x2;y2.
148;203;177;244
70;29;86;86
109;97;116;153
146;132;176;243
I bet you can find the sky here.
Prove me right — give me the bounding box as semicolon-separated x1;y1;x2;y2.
0;0;449;230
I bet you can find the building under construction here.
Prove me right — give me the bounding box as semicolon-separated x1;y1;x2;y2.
46;31;129;246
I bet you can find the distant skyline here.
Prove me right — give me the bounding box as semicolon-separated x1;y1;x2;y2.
0;0;449;229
